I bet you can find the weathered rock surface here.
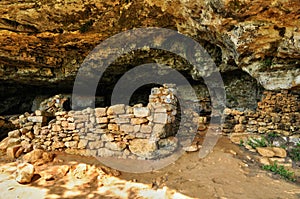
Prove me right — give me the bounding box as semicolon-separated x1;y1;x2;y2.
0;0;298;87
15;163;35;184
256;147;287;158
129;139;157;158
22;149;54;165
39;165;69;181
0;0;299;113
72;163;88;179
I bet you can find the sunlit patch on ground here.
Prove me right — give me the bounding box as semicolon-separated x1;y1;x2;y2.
0;158;194;199
0;137;299;199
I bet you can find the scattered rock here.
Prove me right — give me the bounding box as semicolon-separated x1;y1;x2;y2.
271;137;287;147
256;147;275;157
6;145;22;159
22;149;54;165
15;147;25;158
7;138;21;146
182;144;199;152
42;152;55;163
0;137;10;151
256;147;287;158
229;133;251;145
268;157;286;164
15;163;35;184
228;149;237;156
272;147;287;158
245;144;256;153
39;165;69;181
22;149;44;163
8;129;20;138
73;163;88;179
259;157;270;165
269;158;293;168
20;140;33;153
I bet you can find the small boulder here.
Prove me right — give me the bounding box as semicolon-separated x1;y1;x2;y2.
256;147;275;157
8;129;20;138
182;144;199;152
21;140;33;152
0;137;9;151
272;147;287;158
22;149;44;163
259;157;270;165
39;165;69;181
35;152;55;166
6;145;22;159
15;163;35;184
15;146;25;158
43;151;55;161
73;163;88;179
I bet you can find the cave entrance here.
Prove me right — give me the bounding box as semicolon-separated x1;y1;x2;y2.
128;83;161;106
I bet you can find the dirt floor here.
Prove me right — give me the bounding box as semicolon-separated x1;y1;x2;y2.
0;137;299;199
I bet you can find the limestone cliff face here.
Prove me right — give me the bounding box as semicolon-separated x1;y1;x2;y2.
0;0;299;113
154;0;300;90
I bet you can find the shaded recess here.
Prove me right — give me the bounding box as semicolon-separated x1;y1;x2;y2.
222;70;264;110
1;46;263;115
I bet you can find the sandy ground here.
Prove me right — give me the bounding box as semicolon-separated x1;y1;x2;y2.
0;137;299;199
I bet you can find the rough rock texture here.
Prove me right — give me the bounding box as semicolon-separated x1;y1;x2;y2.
2;85;187;160
0;0;299;114
15;163;35;184
223;90;300;135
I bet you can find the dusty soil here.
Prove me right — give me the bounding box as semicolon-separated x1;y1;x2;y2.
0;137;299;199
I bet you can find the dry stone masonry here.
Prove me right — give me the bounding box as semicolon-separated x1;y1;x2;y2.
224;90;300;168
4;84;299;163
5;84;182;160
223;90;300;136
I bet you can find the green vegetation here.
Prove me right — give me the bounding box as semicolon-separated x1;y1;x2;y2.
246;133;286;149
247;137;268;149
262;162;295;182
266;132;279;140
289;142;300;162
280;144;287;149
239;139;244;147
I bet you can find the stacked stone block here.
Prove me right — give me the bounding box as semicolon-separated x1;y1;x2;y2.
39;94;70;114
5;84;180;160
6;110;50;158
223;90;300;136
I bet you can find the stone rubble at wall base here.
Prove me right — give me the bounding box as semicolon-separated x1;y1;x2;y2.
3;84;200;160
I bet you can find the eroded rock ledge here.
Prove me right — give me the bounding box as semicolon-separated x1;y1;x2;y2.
0;0;299;114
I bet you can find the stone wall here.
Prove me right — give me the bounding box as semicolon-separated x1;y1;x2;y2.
223;90;300;136
5;84;180;160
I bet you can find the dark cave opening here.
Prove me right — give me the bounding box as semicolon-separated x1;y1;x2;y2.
0;46;265;116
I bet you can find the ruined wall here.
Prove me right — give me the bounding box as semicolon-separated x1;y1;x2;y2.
223;90;300;136
5;84;180;160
